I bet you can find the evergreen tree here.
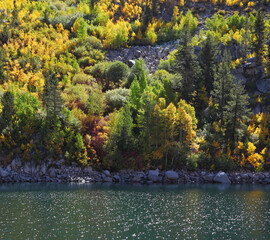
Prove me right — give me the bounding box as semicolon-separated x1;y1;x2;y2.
162;76;176;105
129;77;141;111
137;90;156;153
241;14;251;60
104;104;135;169
224;81;250;147
151;0;159;17
0;49;6;84
174;25;201;102
127;58;148;87
141;5;152;34
200;33;219;94
253;10;266;63
0;91;15;132
211;49;234;128
42;70;63;119
113;104;134;152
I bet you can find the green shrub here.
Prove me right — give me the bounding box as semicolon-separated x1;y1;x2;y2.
104;61;130;88
104;88;130;112
72;73;95;85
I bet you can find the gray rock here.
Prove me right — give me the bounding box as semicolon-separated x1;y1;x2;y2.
6;165;11;172
213;171;231;184
49;168;56;178
40;163;47;176
148;169;159;177
127;60;135;67
24;162;32;175
11;156;22;170
0;167;9;177
240;173;249;179
165;170;179;180
148;175;158;182
104;170;111;177
84;167;93;173
132;175;142;183
113;175;121;182
256;78;270;93
103;177;112;182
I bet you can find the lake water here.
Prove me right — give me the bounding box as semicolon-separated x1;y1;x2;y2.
0;183;270;240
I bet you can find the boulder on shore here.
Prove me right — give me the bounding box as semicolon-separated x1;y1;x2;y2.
213;171;231;184
165;170;179;180
0;167;9;177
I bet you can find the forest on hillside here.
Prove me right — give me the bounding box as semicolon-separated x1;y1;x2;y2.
0;0;270;172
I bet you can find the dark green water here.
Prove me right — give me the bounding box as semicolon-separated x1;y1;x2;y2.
0;184;270;240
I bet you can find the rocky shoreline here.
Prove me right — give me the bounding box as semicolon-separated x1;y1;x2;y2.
1;159;270;185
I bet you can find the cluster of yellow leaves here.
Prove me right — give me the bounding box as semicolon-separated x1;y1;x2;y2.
240;142;265;171
103;19;132;49
3;24;70;92
234;113;270;171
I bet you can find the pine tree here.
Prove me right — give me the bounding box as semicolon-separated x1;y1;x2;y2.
42;70;63;119
141;5;152;34
211;49;234;128
0;49;6;84
224;81;250;147
174;25;201;102
129;77;142;111
137;90;157;153
241;15;251;60
162;76;176;105
200;33;219;94
151;0;159;17
253;10;266;63
0;91;15;132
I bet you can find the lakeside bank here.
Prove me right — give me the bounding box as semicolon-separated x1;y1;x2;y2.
1;159;270;184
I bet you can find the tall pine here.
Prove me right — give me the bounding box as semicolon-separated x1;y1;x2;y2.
42;70;63;119
174;25;201;102
200;33;219;94
224;81;250;147
0;91;15;132
211;49;234;128
253;10;266;63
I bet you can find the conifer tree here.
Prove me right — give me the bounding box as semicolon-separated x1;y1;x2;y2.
0;91;15;132
141;5;152;34
42;70;63;119
129;76;141;111
137;90;157;153
0;49;6;84
174;25;201;102
241;15;251;60
253;10;266;63
211;49;234;128
200;33;219;94
224;81;250;146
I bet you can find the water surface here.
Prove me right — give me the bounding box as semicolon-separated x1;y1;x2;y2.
0;183;270;239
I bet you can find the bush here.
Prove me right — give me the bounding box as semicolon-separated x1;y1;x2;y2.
127;58;148;87
87;88;104;116
62;84;91;111
50;13;80;30
72;73;95;85
186;154;198;171
104;61;130;88
214;154;237;171
104;88;130;112
72;36;104;67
